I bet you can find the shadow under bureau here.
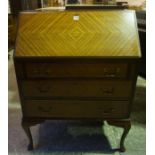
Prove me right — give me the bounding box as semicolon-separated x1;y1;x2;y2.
14;10;141;152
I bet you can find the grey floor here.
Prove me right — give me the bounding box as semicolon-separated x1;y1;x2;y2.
8;51;146;155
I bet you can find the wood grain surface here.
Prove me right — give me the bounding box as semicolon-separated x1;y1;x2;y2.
21;80;132;98
24;100;129;118
15;10;141;57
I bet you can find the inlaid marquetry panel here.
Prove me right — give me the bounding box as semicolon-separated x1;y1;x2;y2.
15;10;141;57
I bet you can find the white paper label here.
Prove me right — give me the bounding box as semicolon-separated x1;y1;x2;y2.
73;15;80;21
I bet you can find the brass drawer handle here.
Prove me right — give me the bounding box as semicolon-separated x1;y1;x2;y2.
38;106;52;113
37;85;50;93
98;108;115;114
33;70;39;74
104;73;116;78
33;69;51;76
31;63;51;76
103;68;120;77
100;88;114;95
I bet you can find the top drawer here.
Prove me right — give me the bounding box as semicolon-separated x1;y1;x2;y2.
21;61;129;79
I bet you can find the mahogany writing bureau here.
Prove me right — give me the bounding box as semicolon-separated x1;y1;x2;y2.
14;10;141;152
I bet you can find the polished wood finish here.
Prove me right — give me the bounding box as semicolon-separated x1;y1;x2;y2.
8;14;17;49
14;10;140;152
24;100;129;118
15;10;141;57
25;62;128;78
21;80;132;98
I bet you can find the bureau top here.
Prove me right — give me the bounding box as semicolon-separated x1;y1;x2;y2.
15;10;141;58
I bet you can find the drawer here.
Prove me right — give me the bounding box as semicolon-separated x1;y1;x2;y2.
24;100;129;119
21;80;132;98
24;62;128;78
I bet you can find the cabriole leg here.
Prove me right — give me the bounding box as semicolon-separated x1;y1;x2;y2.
107;119;131;152
21;121;33;150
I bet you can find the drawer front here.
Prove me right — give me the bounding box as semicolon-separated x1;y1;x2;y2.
24;100;129;119
21;80;132;98
25;62;128;78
